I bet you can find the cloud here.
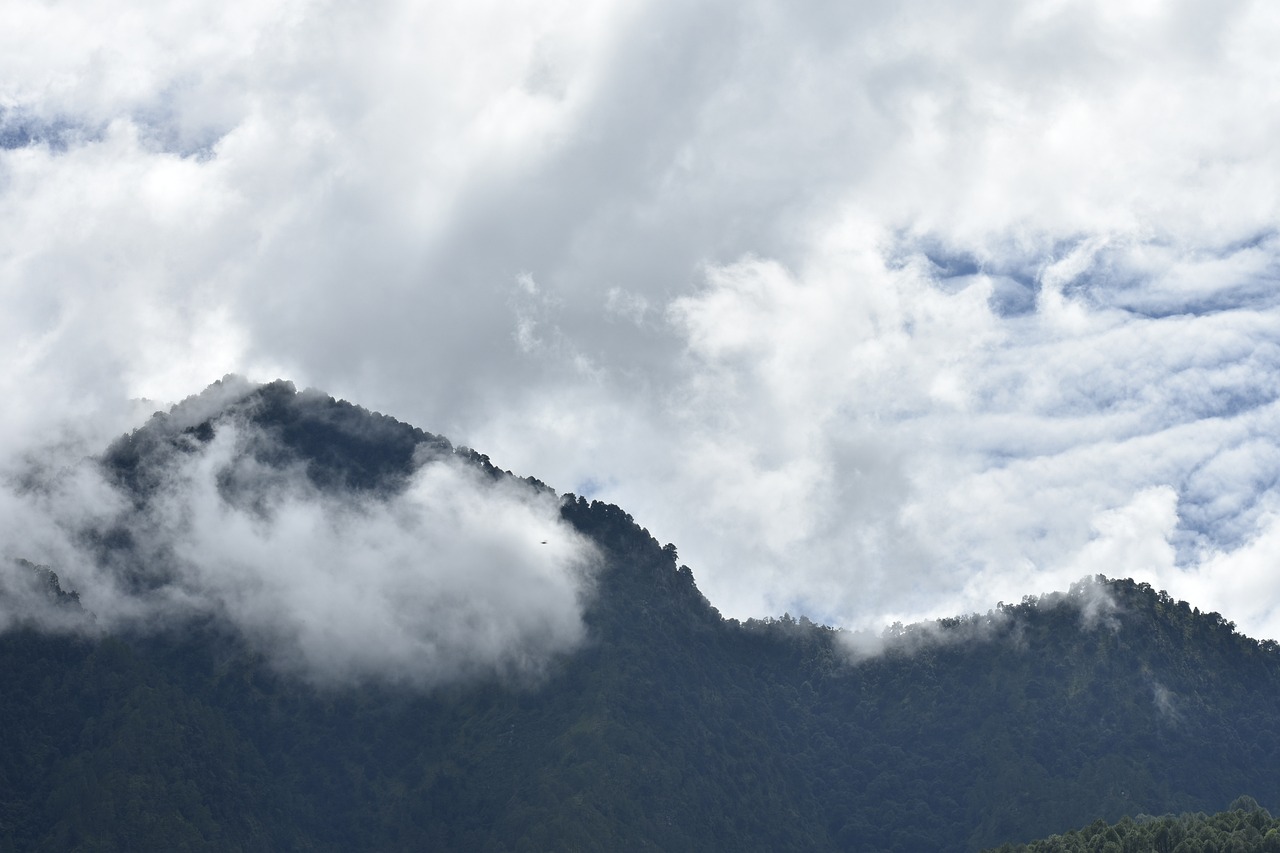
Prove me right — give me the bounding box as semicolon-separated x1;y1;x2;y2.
0;559;86;634
642;224;1280;630
0;395;598;687
3;0;1280;640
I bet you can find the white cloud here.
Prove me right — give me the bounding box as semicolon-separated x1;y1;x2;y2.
0;404;598;687
4;0;1280;644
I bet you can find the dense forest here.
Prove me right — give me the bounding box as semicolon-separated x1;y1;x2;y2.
984;796;1280;852
3;380;1280;851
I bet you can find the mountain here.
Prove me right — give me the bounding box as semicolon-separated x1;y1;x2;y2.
3;379;1280;852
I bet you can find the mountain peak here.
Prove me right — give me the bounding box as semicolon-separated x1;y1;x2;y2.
103;377;456;498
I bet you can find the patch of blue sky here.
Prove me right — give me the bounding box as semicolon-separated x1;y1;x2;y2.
915;242;1044;316
917;232;1280;324
1086;276;1280;319
0;108;97;152
986;275;1038;316
1071;235;1280;317
922;247;981;281
0;100;227;160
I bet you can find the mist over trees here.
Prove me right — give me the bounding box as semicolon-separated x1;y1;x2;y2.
3;381;1280;851
3;379;598;687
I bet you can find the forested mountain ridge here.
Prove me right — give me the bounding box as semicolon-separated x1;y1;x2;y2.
984;796;1280;852
2;379;1280;851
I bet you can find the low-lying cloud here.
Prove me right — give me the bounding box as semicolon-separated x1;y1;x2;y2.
0;402;598;687
836;574;1122;662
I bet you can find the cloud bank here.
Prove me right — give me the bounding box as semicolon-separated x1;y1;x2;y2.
4;0;1280;639
0;389;597;686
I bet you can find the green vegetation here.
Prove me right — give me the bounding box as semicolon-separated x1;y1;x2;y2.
986;796;1280;852
4;382;1280;851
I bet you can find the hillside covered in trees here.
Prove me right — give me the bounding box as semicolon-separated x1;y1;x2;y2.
984;796;1280;852
2;380;1280;851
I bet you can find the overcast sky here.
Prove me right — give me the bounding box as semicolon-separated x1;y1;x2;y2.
4;0;1280;640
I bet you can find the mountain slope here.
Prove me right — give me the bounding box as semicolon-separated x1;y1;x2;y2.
2;380;1280;851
